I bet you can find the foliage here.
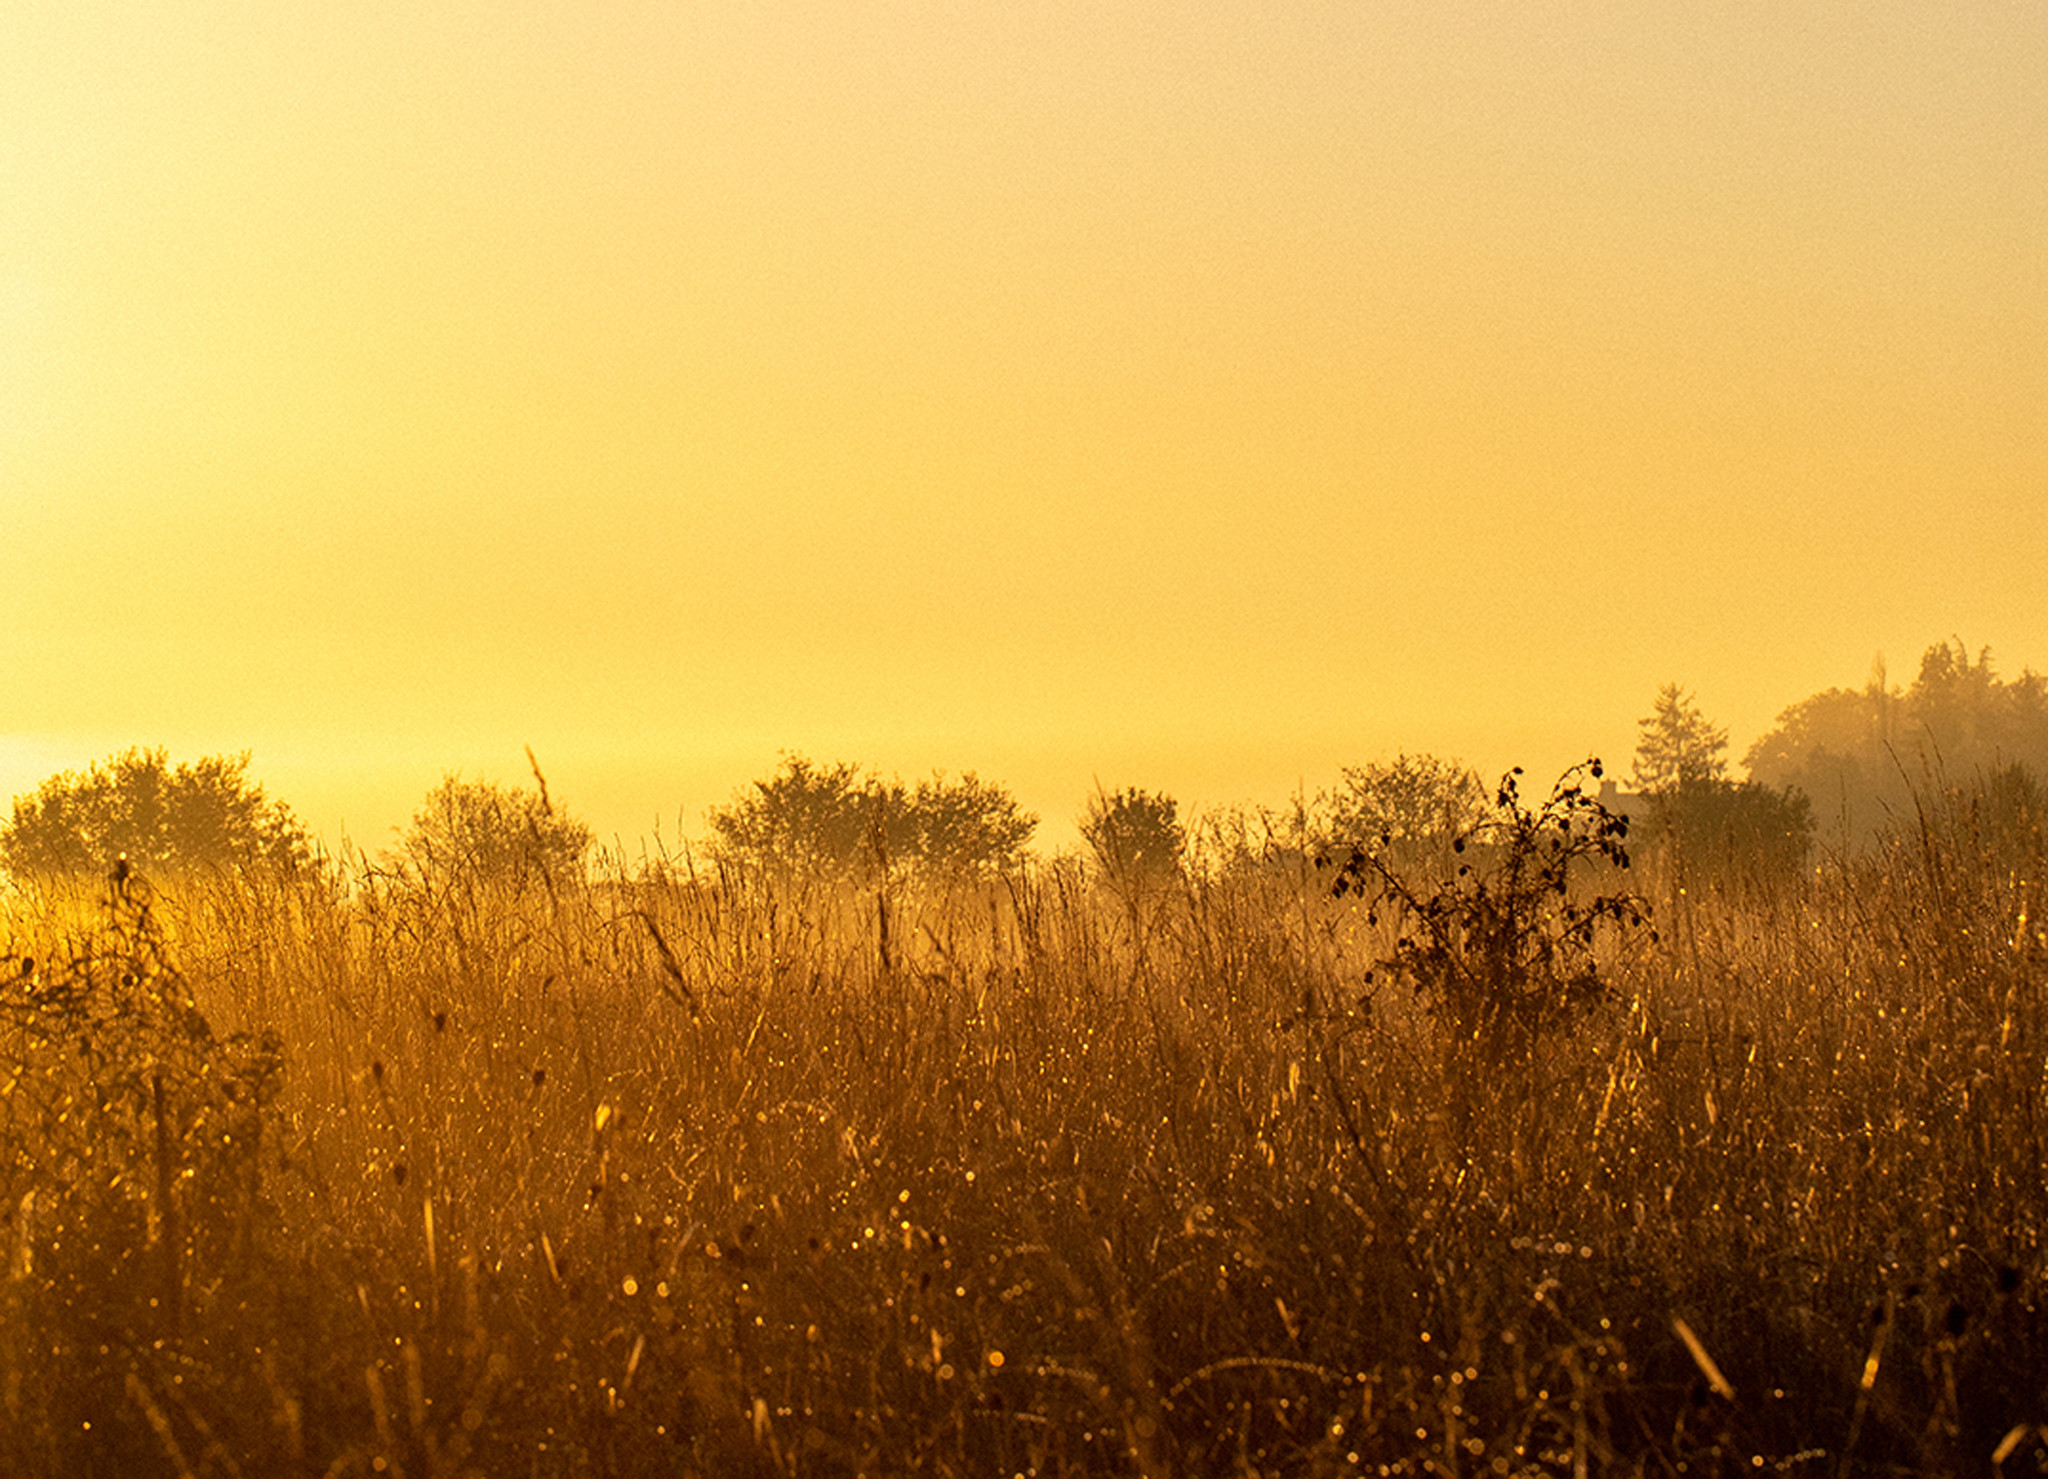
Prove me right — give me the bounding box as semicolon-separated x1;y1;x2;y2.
1631;683;1729;793
707;755;1035;877
1078;785;1184;885
388;773;594;892
1332;760;1646;1059
1330;752;1487;849
1637;777;1816;890
1912;638;2048;760
906;770;1037;875
1745;640;2048;845
708;755;892;875
0;747;311;880
0;883;284;1462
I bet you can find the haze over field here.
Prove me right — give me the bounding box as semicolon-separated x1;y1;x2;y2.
4;3;2043;852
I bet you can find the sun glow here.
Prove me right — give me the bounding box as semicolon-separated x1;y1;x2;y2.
1;2;2041;851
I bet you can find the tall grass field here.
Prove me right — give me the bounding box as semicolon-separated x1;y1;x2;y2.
3;770;2045;1477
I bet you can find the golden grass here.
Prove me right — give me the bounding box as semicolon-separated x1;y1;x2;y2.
1;794;2044;1477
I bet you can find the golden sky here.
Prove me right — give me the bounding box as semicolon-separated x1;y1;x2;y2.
4;2;2044;853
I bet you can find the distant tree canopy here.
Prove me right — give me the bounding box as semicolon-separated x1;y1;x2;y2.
1079;786;1185;886
707;756;1035;878
0;748;312;881
1745;640;2048;844
1330;753;1487;848
389;776;593;892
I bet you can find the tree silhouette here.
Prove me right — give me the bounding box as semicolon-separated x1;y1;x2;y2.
389;775;593;893
1;748;311;880
1745;641;2048;845
1331;753;1486;849
907;771;1036;876
1632;684;1728;794
1079;787;1184;886
708;757;895;876
708;756;1035;877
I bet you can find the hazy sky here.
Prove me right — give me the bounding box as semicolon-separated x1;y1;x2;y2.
4;2;2043;853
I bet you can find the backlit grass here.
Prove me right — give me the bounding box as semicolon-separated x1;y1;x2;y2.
2;780;2045;1476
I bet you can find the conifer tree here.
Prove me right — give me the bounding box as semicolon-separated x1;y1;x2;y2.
1632;684;1729;794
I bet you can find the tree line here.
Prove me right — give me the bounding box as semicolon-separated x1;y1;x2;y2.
6;640;2045;889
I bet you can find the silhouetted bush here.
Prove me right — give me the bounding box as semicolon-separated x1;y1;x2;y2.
388;772;594;894
0;874;284;1473
1638;777;1816;892
708;755;1034;879
1;748;310;881
1079;786;1184;888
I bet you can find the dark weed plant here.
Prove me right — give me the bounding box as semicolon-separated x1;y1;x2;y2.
3;764;2048;1474
0;867;284;1474
1329;761;1649;1063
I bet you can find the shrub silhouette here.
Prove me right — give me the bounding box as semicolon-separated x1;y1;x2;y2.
1332;760;1647;1061
388;772;594;895
1637;776;1816;894
1079;785;1184;887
